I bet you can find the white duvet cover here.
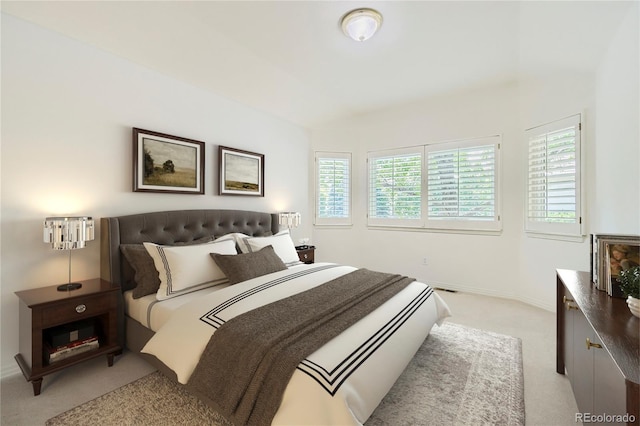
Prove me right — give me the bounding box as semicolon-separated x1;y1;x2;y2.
142;263;451;425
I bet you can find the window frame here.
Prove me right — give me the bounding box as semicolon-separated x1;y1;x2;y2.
367;136;502;232
524;114;583;238
314;151;352;226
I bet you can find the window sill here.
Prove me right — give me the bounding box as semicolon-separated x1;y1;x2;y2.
313;223;353;229
525;231;585;243
366;225;502;237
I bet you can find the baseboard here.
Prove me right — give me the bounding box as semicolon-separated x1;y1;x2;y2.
1;363;22;380
515;294;555;312
429;280;555;313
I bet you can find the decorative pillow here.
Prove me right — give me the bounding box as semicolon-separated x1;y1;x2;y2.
213;232;252;253
120;236;214;299
120;245;161;299
144;239;237;300
237;229;300;265
210;245;287;284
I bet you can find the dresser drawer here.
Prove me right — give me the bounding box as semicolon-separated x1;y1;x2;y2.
38;293;116;326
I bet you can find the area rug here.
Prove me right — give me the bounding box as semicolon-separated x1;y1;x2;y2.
46;322;524;426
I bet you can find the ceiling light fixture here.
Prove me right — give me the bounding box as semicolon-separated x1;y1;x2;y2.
341;8;383;42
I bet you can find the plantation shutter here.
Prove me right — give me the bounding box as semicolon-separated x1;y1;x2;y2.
425;136;501;231
315;152;351;226
368;148;423;227
525;114;582;236
367;136;501;232
427;144;496;220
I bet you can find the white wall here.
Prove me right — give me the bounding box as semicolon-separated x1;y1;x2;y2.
516;74;596;308
0;15;311;378
311;83;526;300
593;6;640;233
310;4;639;313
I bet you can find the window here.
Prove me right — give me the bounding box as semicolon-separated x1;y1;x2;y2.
368;136;501;231
315;152;351;226
525;114;583;237
368;147;423;227
426;137;500;231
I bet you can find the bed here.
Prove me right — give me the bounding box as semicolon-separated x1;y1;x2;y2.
100;209;450;425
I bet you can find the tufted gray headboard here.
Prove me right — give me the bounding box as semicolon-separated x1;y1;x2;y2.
100;209;280;291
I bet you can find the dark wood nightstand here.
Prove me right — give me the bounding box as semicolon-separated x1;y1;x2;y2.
296;245;315;264
14;278;121;395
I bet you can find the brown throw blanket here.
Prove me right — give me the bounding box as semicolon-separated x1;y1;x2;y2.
187;268;415;426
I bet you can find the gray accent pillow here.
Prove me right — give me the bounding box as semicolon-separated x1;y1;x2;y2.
121;244;160;299
120;236;214;299
210;245;287;285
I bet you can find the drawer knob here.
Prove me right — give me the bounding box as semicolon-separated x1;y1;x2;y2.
566;303;579;311
75;304;87;314
303;254;308;259
586;338;602;350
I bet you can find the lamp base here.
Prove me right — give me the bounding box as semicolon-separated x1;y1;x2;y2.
57;283;82;291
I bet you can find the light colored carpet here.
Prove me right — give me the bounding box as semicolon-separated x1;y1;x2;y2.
45;322;524;426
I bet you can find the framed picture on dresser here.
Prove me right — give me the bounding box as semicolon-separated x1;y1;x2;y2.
592;234;640;297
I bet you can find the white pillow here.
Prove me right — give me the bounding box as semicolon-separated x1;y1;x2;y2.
239;230;300;265
144;239;237;300
216;232;250;253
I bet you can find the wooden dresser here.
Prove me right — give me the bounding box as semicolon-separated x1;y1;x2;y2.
556;269;639;425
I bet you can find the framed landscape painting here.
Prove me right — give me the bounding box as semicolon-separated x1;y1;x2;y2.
218;145;264;196
133;128;205;194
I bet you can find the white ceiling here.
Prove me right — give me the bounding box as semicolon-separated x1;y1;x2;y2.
2;1;633;127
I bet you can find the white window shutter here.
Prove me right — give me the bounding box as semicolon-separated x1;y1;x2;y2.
315;152;351;226
367;148;423;227
525;114;583;237
425;136;501;231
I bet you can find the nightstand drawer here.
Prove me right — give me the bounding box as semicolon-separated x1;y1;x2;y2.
299;251;313;262
39;293;115;326
295;245;315;264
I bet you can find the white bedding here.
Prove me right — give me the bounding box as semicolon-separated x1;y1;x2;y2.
124;284;230;331
141;263;451;425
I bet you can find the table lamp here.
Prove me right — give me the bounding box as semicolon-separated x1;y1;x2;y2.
43;216;95;291
279;211;304;248
279;212;301;230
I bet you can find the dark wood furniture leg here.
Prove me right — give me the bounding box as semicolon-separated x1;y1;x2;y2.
32;378;42;396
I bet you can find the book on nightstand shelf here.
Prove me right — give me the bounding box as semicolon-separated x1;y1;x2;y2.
44;319;95;348
45;336;99;363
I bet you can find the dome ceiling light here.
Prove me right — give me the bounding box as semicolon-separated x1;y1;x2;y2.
341;8;383;42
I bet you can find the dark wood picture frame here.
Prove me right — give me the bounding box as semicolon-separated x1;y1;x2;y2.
218;145;264;197
133;128;205;194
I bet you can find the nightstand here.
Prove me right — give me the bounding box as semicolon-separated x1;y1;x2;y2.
14;278;121;395
296;245;315;264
